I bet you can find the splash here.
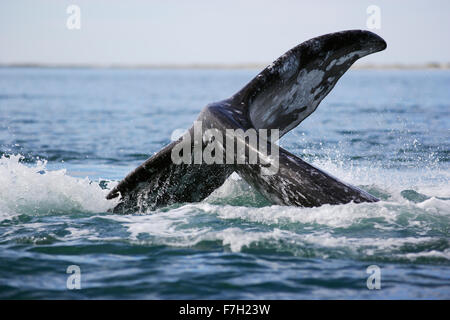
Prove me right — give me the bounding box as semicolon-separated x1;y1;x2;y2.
0;155;117;220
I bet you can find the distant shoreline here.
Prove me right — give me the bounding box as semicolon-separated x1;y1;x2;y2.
1;62;449;70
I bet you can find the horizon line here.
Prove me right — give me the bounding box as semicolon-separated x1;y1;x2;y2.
1;62;450;70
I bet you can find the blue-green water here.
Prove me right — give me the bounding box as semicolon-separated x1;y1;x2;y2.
0;67;449;299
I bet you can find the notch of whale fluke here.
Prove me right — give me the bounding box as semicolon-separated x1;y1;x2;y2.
107;30;386;214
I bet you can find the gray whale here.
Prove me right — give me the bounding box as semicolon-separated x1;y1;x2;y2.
107;30;387;213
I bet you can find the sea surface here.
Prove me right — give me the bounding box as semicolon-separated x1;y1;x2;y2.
0;67;449;299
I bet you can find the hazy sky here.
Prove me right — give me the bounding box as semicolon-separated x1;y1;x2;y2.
1;0;449;65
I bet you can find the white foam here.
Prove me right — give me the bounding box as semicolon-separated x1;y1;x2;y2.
403;249;450;261
101;207;448;259
0;155;118;220
417;197;450;215
65;227;92;239
207;202;399;228
94;200;448;260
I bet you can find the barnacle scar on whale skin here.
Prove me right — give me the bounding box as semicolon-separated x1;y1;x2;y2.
106;30;387;214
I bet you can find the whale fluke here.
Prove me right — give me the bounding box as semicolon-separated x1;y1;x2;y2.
107;30;386;213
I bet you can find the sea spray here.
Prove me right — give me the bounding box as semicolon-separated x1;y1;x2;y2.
0;155;117;219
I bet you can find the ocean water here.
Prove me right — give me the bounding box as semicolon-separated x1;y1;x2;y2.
0;67;449;299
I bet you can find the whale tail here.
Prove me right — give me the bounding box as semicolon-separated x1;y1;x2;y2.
107;30;386;213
